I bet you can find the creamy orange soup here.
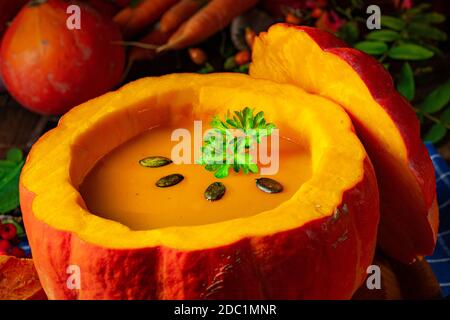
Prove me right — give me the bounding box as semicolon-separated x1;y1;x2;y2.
80;122;312;230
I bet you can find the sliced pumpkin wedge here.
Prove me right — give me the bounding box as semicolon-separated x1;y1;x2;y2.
250;24;438;263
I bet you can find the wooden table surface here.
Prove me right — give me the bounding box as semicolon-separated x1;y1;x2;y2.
0;94;47;159
0;93;445;300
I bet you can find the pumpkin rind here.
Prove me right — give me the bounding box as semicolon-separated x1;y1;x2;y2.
250;24;438;263
20;73;379;299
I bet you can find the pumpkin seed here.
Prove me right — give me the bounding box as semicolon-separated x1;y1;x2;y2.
156;174;184;188
255;178;283;194
139;156;172;168
205;182;226;201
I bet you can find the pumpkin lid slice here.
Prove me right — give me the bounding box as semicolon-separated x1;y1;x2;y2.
21;73;375;250
250;24;438;263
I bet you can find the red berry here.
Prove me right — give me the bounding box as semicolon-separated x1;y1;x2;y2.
311;8;323;19
0;223;17;240
0;239;10;251
10;247;26;258
0;249;8;256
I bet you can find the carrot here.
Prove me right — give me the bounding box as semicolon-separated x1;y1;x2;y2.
159;0;207;33
113;0;179;37
159;0;259;51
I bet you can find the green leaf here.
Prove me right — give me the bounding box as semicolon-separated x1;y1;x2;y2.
396;62;415;101
226;118;239;128
210;117;228;130
214;165;230;179
247;162;259;174
0;182;20;214
234;110;245;127
366;30;400;42
381;16;406;31
404;3;431;16
420;80;450;113
337;22;359;45
236;64;249;74
204;164;218;171
412;12;445;24
423;124;447;144
254;111;264;127
224;56;237;70
417;112;424;124
6;148;23;164
422;43;444;57
408;22;447;41
354;41;388;55
388;44;434;60
197;63;214;74
243;107;253;129
441;107;450;125
0;160;17;172
0;160;24;214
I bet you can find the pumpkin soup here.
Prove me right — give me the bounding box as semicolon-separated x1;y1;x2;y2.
80;121;311;230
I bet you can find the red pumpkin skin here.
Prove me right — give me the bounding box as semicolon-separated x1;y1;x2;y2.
251;25;438;263
0;0;125;115
20;157;379;300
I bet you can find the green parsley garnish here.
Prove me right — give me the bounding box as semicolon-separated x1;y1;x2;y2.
198;107;276;178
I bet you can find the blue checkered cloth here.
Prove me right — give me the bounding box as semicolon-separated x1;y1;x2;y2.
425;142;450;297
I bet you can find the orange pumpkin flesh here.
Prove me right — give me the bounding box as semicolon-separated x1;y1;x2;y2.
250;24;438;263
21;73;379;299
0;0;125;115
